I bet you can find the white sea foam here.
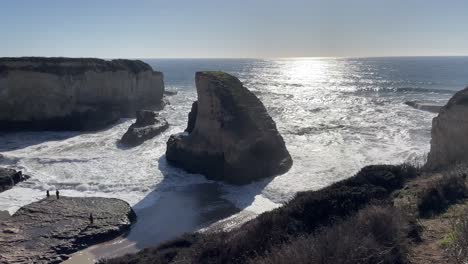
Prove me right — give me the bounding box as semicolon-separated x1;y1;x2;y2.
0;58;457;219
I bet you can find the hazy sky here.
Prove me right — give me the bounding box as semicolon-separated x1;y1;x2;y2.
1;0;468;58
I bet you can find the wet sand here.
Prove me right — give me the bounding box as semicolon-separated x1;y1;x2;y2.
64;183;242;263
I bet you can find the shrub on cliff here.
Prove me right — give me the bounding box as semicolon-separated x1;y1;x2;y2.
445;207;468;263
250;205;411;264
418;170;467;217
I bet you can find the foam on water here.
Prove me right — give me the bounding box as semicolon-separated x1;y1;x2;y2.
0;57;466;217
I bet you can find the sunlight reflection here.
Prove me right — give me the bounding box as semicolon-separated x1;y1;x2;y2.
278;58;332;84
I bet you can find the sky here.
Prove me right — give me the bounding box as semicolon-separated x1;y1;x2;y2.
1;0;468;58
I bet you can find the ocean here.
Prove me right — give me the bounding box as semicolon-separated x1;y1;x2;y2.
1;57;468;253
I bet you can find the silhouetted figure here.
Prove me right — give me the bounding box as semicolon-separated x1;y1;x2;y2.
89;213;94;225
56;190;60;199
46;190;50;198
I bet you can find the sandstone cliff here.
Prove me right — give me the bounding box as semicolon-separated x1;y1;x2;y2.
166;72;292;184
0;57;164;130
426;87;468;169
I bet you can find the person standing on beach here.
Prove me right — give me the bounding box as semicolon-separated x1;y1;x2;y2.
46;190;50;198
56;190;60;199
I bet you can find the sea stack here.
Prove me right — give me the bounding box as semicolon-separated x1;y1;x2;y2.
120;110;169;146
166;71;292;184
426;87;468;169
0;57;164;131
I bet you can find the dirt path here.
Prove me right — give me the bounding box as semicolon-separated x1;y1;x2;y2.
409;217;451;264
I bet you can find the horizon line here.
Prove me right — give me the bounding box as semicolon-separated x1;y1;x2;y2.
2;55;468;60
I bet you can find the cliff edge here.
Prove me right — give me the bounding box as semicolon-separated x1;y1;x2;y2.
426;87;468;169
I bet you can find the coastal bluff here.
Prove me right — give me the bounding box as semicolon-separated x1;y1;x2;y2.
427;87;468;169
166;71;292;184
0;57;164;131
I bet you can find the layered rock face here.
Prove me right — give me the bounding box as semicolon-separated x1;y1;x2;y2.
120;110;169;146
166;72;292;184
0;196;136;263
0;57;164;131
426;87;468;169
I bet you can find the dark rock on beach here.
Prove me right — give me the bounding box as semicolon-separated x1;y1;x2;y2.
0;167;29;192
0;196;136;264
166;71;292;184
120;110;169;146
0;57;165;131
427;87;468;169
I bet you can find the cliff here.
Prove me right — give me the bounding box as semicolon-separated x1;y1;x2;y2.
0;57;164;131
426;87;468;169
166;72;292;184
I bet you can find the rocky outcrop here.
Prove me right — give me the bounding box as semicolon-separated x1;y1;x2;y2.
0;196;136;263
166;72;292;184
0;167;29;192
164;90;178;96
405;101;442;113
120;110;169;146
426;87;468;169
0;57;165;131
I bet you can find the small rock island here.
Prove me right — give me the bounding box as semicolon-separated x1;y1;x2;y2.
121;110;169;146
0;57;165;131
166;71;292;184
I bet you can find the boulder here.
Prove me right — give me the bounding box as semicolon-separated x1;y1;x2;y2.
0;57;165;131
0;196;136;264
426;87;468;169
120;110;169;146
166;71;292;184
0;167;29;192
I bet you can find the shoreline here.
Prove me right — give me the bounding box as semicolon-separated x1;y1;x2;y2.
65;182;243;263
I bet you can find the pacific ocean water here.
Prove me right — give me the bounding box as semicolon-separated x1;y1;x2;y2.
1;57;468;246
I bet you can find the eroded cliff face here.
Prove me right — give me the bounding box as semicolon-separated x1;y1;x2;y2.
426;87;468;169
166;71;292;184
0;57;164;130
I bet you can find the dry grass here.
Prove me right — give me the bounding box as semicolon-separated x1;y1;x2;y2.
445;207;468;263
250;205;411;264
418;171;467;217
